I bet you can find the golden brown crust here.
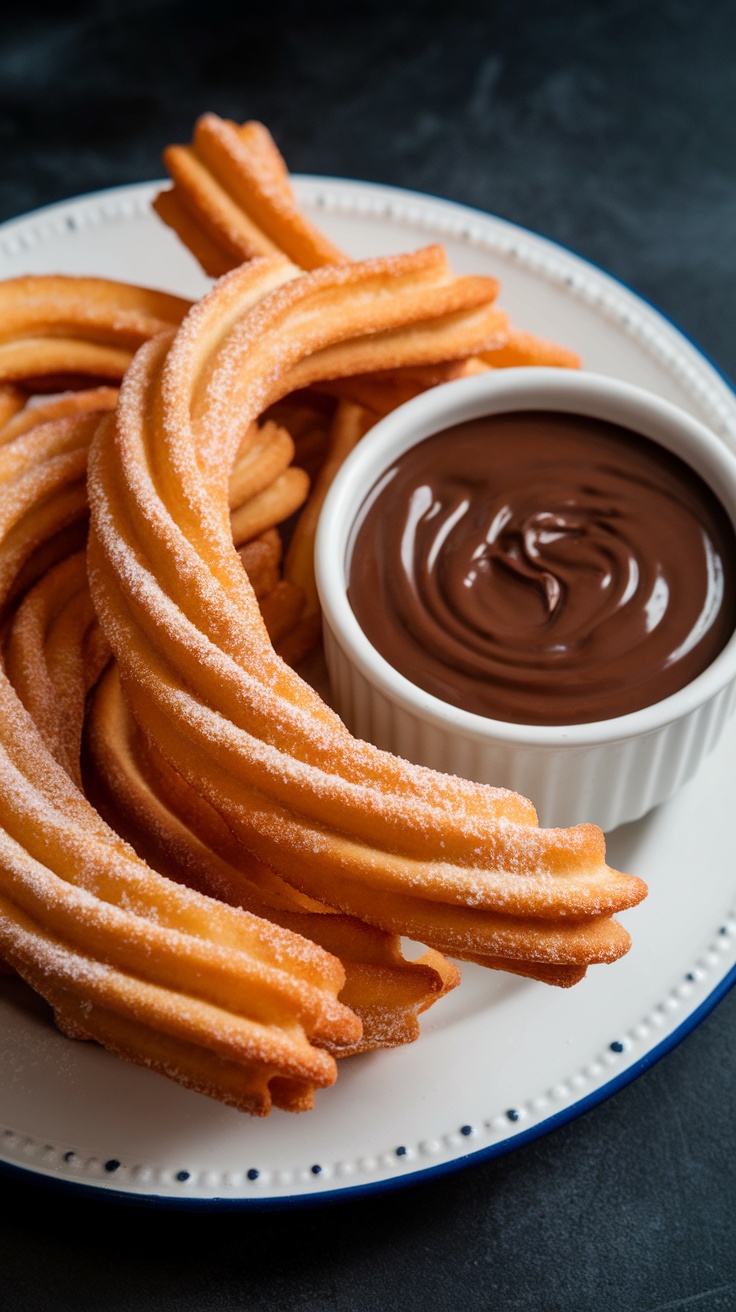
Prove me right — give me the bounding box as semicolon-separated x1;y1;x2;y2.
84;662;461;1053
230;466;310;547
86;248;645;996
482;328;581;369
152;186;239;279
0;411;362;1113
4;551;108;785
285;399;373;614
0;387;119;445
0;277;190;387
0;384;27;429
156;113;347;274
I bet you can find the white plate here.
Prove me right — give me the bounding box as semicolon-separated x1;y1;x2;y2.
1;180;735;1208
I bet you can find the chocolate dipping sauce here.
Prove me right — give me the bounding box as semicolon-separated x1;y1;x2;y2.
347;411;736;726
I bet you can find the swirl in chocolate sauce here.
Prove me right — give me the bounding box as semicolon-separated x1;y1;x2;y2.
347;411;736;726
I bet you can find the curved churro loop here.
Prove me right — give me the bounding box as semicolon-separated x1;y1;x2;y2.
0;411;362;1114
87;247;646;985
285;398;371;622
0;277;190;387
85;664;460;1052
0;388;459;1049
0;384;27;429
2;516;458;1051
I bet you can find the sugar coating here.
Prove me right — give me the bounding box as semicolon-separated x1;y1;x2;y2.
87;248;646;956
0;417;357;1108
0;220;648;1112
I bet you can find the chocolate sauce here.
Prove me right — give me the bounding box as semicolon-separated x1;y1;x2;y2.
347;411;736;725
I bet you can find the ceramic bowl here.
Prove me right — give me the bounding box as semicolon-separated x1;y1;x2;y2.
315;368;736;830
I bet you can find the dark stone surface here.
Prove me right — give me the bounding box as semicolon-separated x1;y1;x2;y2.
2;991;736;1312
1;2;735;1307
2;0;735;382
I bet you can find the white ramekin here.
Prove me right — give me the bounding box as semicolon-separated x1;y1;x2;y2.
315;368;736;831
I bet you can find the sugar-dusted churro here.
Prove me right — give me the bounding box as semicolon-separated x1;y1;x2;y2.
87;247;646;991
152;113;579;665
85;662;460;1052
1;401;455;1058
0;277;191;389
154;112;581;381
156;114;346;275
0;409;362;1114
0;387;120;445
0;113;646;1117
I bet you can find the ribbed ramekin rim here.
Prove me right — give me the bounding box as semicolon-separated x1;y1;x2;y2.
315;369;736;749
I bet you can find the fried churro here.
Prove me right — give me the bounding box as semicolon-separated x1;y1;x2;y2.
0;115;646;1118
1;405;459;1059
0;409;362;1114
87;247;645;993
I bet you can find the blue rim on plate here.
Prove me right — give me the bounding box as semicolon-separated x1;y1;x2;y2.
1;959;734;1211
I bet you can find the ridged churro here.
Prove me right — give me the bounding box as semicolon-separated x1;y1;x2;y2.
0;117;647;1116
85;662;460;1052
0;408;362;1114
0;277;190;388
154;115;580;386
153;114;580;661
87;247;645;991
156;114;346;274
1;405;460;1057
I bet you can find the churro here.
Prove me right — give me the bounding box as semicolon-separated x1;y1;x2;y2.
0;117;648;1117
153;113;579;664
0;387;120;445
0;276;190;389
87;247;645;990
481;328;581;370
156;114;346;274
0;409;362;1114
154;112;581;381
285;398;372;618
85;663;460;1052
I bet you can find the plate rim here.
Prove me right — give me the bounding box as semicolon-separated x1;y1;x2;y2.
1;177;735;1209
3;172;734;412
2;957;735;1211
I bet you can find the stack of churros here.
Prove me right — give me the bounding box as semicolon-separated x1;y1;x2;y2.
0;114;647;1114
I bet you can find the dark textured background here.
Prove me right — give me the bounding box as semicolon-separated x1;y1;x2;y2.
1;2;736;1308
